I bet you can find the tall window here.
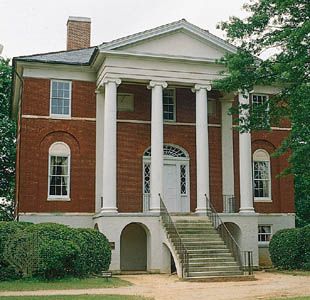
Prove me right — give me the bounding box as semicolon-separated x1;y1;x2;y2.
163;89;175;121
251;94;269;128
48;142;70;199
253;149;271;200
50;80;71;117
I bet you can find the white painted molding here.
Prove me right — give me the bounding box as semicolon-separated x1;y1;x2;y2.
117;119;221;127
148;80;168;89
103;78;122;86
22;115;96;121
192;83;212;92
19;212;94;216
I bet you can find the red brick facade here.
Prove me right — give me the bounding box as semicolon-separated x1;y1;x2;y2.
16;80;294;214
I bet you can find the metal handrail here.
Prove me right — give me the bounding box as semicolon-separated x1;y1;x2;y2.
204;194;253;275
159;194;189;278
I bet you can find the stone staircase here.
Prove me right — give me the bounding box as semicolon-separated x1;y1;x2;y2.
172;216;244;280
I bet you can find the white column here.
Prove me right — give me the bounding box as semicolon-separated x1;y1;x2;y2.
193;84;211;213
148;80;167;212
239;91;255;214
95;89;104;213
101;78;121;213
221;98;235;213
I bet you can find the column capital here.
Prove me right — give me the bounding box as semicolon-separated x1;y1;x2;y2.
147;80;168;89
192;84;212;93
103;78;122;86
95;87;104;94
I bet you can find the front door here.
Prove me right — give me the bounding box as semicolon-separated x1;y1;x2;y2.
163;164;178;212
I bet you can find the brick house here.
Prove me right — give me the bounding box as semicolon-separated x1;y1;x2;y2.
12;17;294;278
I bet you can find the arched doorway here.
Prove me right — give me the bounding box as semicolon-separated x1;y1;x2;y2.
120;223;147;271
219;222;242;246
143;144;190;213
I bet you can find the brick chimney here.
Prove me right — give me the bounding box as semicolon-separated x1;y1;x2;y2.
66;16;91;50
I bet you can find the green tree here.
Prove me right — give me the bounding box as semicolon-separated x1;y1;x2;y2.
215;0;310;226
0;58;16;221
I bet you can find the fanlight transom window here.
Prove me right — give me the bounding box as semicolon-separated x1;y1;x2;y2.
143;145;188;158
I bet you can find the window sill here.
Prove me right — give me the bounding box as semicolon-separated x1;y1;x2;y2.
49;115;71;120
258;241;270;248
254;198;272;203
47;197;71;202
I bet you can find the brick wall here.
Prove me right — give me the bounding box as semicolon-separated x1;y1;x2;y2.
18;78;96;213
17;80;294;214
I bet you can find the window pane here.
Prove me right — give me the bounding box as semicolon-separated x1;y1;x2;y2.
51;81;71;116
253;159;270;198
163;89;175;121
49;155;69;197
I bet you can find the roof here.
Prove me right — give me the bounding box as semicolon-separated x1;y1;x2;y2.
14;19;236;66
15;47;97;65
100;19;236;53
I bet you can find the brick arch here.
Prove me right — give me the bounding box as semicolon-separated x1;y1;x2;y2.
252;139;276;153
39;131;80;155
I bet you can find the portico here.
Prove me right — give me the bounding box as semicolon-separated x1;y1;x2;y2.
95;77;255;215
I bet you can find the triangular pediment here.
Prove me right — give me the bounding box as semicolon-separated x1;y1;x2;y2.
100;19;236;60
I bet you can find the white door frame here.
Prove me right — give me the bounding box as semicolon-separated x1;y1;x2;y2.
142;144;190;213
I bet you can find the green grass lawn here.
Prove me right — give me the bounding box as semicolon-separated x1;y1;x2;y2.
0;296;152;300
0;277;131;291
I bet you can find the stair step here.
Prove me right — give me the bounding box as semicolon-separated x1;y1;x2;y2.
189;257;235;262
187;249;232;255
188;265;240;271
179;233;220;238
184;275;255;282
188;261;238;267
188;270;244;277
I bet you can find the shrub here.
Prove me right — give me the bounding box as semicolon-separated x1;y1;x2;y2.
299;225;310;270
23;223;81;279
0;221;32;280
71;228;111;276
1;222;111;280
269;227;310;270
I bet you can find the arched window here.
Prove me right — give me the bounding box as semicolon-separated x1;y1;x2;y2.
48;142;70;199
253;149;271;200
143;144;188;158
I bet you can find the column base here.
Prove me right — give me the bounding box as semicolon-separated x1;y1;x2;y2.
149;207;160;213
239;207;255;214
100;207;118;214
195;208;207;215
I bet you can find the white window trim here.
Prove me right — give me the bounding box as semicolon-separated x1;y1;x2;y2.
258;224;272;245
47;142;71;201
49;79;72;118
142;144;190;198
163;88;176;122
253;149;272;202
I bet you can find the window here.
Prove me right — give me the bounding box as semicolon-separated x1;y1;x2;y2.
117;93;134;112
207;99;217;115
143;163;151;194
48;142;70;199
180;165;187;195
251;94;269;128
50;80;71;117
258;225;272;242
253;149;271;200
163;89;175;121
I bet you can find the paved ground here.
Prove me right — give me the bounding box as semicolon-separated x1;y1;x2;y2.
0;272;309;300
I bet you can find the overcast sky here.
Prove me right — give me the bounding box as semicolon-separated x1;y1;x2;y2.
0;0;248;59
